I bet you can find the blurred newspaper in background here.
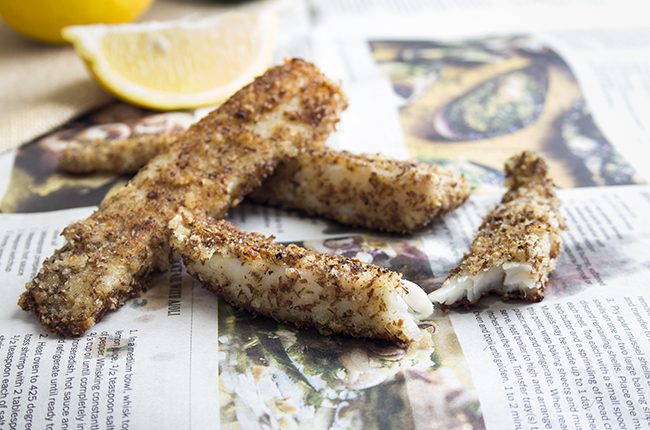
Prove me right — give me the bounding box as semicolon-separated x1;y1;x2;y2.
1;0;650;428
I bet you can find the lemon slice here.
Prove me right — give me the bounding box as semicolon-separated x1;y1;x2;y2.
63;13;277;110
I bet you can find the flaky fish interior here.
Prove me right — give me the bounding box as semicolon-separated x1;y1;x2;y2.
429;151;565;306
170;209;432;345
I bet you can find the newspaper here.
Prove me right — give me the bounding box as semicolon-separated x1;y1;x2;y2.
2;1;650;429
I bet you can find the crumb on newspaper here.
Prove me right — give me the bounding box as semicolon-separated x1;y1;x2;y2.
429;151;566;306
170;208;433;345
19;59;347;336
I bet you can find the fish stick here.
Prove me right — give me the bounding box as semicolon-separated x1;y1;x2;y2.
428;151;565;306
59;135;470;233
251;148;469;233
169;208;433;344
59;132;180;174
19;59;347;336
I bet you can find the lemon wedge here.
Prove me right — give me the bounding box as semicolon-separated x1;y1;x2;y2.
63;13;277;110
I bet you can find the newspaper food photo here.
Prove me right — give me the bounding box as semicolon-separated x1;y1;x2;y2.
2;1;650;429
216;236;482;429
369;35;643;190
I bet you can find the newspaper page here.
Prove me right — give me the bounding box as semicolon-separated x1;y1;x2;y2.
303;7;650;429
538;28;650;184
2;1;650;429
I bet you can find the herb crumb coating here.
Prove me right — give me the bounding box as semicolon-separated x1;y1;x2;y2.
19;59;347;336
170;209;433;345
429;151;566;306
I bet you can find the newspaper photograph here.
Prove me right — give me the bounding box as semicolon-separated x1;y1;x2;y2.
310;30;650;188
2;0;650;429
369;35;641;188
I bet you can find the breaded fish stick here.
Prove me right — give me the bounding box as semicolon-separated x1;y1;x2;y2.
429;151;565;306
59;136;469;233
169;209;433;344
59;132;180;174
19;59;347;336
251;148;469;233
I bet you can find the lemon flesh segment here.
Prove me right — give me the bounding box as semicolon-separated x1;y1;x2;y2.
63;14;277;110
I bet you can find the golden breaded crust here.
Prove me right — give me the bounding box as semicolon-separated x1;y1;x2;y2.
170;209;426;344
250;149;470;233
19;59;347;336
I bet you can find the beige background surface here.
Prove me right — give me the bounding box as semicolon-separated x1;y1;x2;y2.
0;0;280;154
